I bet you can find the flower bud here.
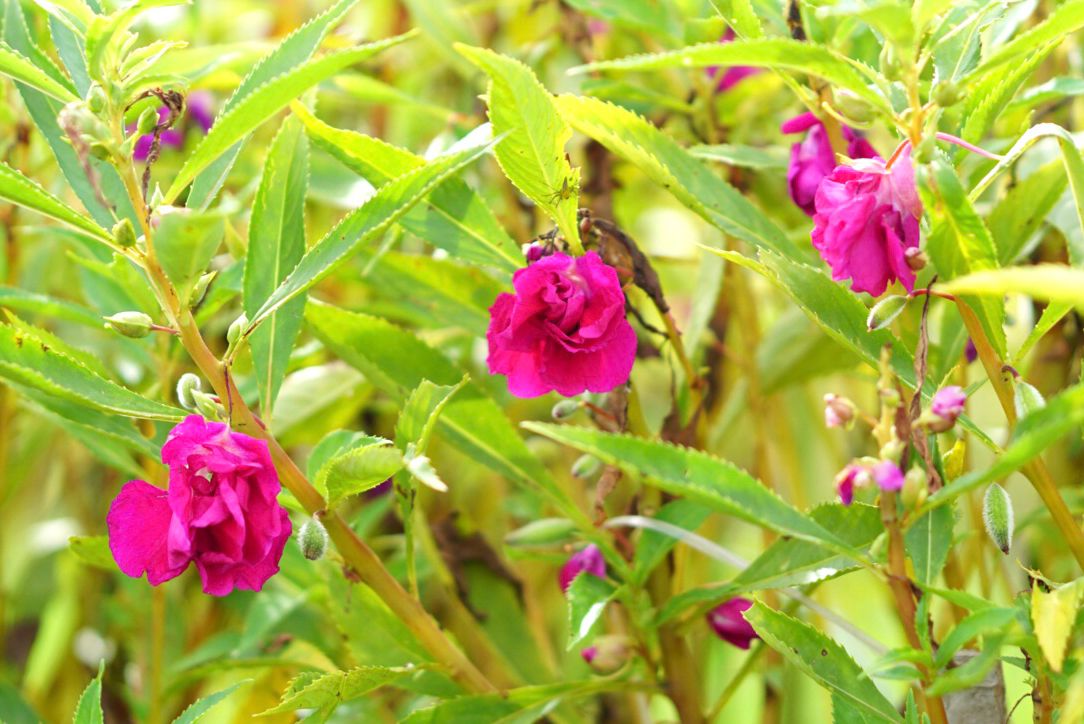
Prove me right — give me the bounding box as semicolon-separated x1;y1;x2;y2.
872;460;904;492
86;84;108;114
103;311;153;338
298;516;329;561
559;544;606;593
833;89;876;124
900;466;928;509
581;635;631;673
926;385;966;432
1013;380;1046;420
707;598;758;649
982;483;1013;554
188;271;216;308
904;247;927;271
879;436;904;464
226;313;247;346
822;394;857;429
505;518;577;547
136;106;158;136
111;218;136;248
933;81;962;108
879;44;903;81
867;294;909;331
835;464;864;506
551;399;581;420
190;389;224;421
176;373;202;410
879;387;901;409
523;243;545;263
571;454;601;479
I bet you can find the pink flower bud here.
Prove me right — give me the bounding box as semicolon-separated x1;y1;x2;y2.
559;544;606;593
707;597;758;649
708;29;759;92
872;460;905;492
931;386;966;426
823;393;856;429
835;464;866;506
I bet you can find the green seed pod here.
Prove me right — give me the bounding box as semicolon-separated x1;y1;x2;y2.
1013;380;1046;420
136;106;158;136
111;218;136;248
551;399;581;420
188;271;216;308
933;81;962;108
867;294;909;331
176;373;202;410
190;389;224;421
505;517;577;547
982;483;1014;554
226;313;248;346
571;454;602;479
103;311;153;338
298;517;329;561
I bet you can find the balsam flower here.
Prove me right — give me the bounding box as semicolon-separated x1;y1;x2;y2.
926;385;967;432
872;460;905;492
708;29;759;92
107;415;291;596
559;544;606;593
811;151;922;296
835;463;867;506
781;112;879;216
486;251;636;398
707;597;758;649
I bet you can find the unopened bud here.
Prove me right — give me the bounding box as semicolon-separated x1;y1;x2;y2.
176;373;202;409
112;218;136;248
523;243;545;263
904;247;927;271
900;467;928;509
942;439;966;481
188;271;216;308
571;454;602;479
581;635;631;674
505;518;577;547
1013;380;1046;420
823;393;856;429
298;517;329;561
136;106;158;136
867;294;909;331
189;389;224;420
226;313;247;346
879;44;903;81
913;135;937;164
879;437;905;464
833;89;876;124
103;311;153;338
982;483;1013;554
86;84;108;114
879;387;901;409
551;399;581;420
933;81;962;108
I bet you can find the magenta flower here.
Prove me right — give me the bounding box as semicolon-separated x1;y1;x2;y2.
872;461;905;492
811;152;922;296
131;91;215;161
707;597;758;649
965;339;978;364
781;112;880;216
559;544;607;593
486;251;637;398
581;646;598;663
107;415;291;596
708;30;759;92
931;386;966;422
835;464;864;506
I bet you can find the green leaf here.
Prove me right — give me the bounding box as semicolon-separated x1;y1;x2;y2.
566;574;617;648
292;103;519;272
0;323;184;421
925;384;1084;510
67;536;116;571
72;661;104;724
154;206;226;299
1032;577;1084;672
689;143;788;170
456;44;580;250
165;34;411;204
745;603;901;723
631;500;711;586
987;161;1067;266
171;680;251;724
243;116;308;418
185;0;360;208
0;40;77;101
257;667;408;716
0;160;111;244
933;607;1015;670
942;265;1084;309
396;377;468;454
306;430;389;481
248;139;497;329
968;0;1084;79
571;39;891;114
556;94;795;256
522;423;849;550
562;0;677;35
904;504;953;586
84;0;186;83
319;442;404;507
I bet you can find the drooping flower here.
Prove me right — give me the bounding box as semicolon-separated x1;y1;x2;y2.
811;151;923;296
131;91;215;161
707;597;758;649
872;460;905;492
486;251;637;398
708;29;759;92
781;112;880;216
559;544;607;593
107;415;291;596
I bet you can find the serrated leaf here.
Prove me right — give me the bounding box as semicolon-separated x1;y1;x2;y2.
320;443;404;507
185;0;358;208
745;603;900;723
171;680;250;724
566;574;616;649
933;607;1015;670
522;423;850;551
942;265;1084;309
456;44;580;250
258;667;408;716
72;661;104;724
1032;578;1084;671
292;103;519;272
248;139;497;329
0;40;77;101
395;377;468;455
631;500;711;586
306;430;389;481
84;0;186;82
68;536;116;571
571;39;890;114
165;34;411;204
960;43;1052;144
556;95;796;256
0;323;184;421
968;0;1084;79
988;161;1067;266
689;143;788;170
904;504;953;586
0;160;111;244
244;116;308;418
155;206;225;299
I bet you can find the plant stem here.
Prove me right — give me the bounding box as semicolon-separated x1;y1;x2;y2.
149;586;165;724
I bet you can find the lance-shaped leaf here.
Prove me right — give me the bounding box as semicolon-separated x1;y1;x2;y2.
73;661;104;724
243;116;308;418
0;40;77;101
165;34;412;204
258;667;409;717
171;680;251;724
555;95;796;257
0;323;184;421
967;0;1084;79
566;574;617;649
1032;578;1084;672
456;44;581;250
942;265;1084;310
0;160;111;244
247;138;497;329
571;39;891;114
185;0;360;208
